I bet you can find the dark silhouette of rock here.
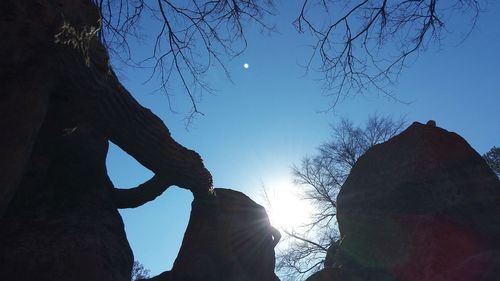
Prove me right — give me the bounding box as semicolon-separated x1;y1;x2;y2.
1;1;212;280
324;240;340;268
1;0;212;218
145;188;281;281
305;267;396;281
335;121;500;281
426;120;436;127
0;103;133;281
306;239;397;281
305;268;337;281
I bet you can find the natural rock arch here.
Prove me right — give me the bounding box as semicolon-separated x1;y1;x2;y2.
0;1;212;280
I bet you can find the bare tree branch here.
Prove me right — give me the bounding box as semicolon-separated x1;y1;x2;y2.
93;0;275;123
92;1;483;119
483;146;500;179
295;0;483;109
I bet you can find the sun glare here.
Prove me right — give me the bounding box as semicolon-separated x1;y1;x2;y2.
264;179;312;231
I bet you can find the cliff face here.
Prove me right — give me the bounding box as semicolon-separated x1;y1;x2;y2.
334;122;500;281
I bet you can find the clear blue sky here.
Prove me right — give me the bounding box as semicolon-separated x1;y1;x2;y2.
105;1;500;276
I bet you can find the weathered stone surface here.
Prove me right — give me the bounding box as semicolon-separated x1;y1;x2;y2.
146;188;281;281
305;267;395;281
0;1;212;280
336;121;500;281
305;268;338;281
0;0;212;217
0;101;133;281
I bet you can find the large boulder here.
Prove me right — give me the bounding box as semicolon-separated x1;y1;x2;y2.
147;188;281;281
336;121;500;281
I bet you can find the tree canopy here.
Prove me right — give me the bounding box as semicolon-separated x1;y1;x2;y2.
131;260;150;281
483;146;500;178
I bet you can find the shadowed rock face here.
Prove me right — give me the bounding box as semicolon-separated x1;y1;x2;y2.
0;1;212;280
147;188;281;281
0;3;133;274
1;0;212;217
335;122;500;281
0;98;133;281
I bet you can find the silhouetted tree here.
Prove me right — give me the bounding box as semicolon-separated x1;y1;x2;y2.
294;0;483;109
483;146;500;178
94;0;483;115
132;260;150;281
94;0;275;119
276;114;406;281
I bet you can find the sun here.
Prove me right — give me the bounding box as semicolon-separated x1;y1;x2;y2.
263;179;311;231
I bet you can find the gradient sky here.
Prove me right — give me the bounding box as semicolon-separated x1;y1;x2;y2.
105;1;500;276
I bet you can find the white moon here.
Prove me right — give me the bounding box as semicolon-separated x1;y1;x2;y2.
243;63;249;69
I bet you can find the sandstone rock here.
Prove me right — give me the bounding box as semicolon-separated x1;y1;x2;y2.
336;121;500;281
147;188;281;281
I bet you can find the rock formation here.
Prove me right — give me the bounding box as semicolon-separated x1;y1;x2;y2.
145;188;281;281
0;100;134;281
0;1;212;280
334;121;500;281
